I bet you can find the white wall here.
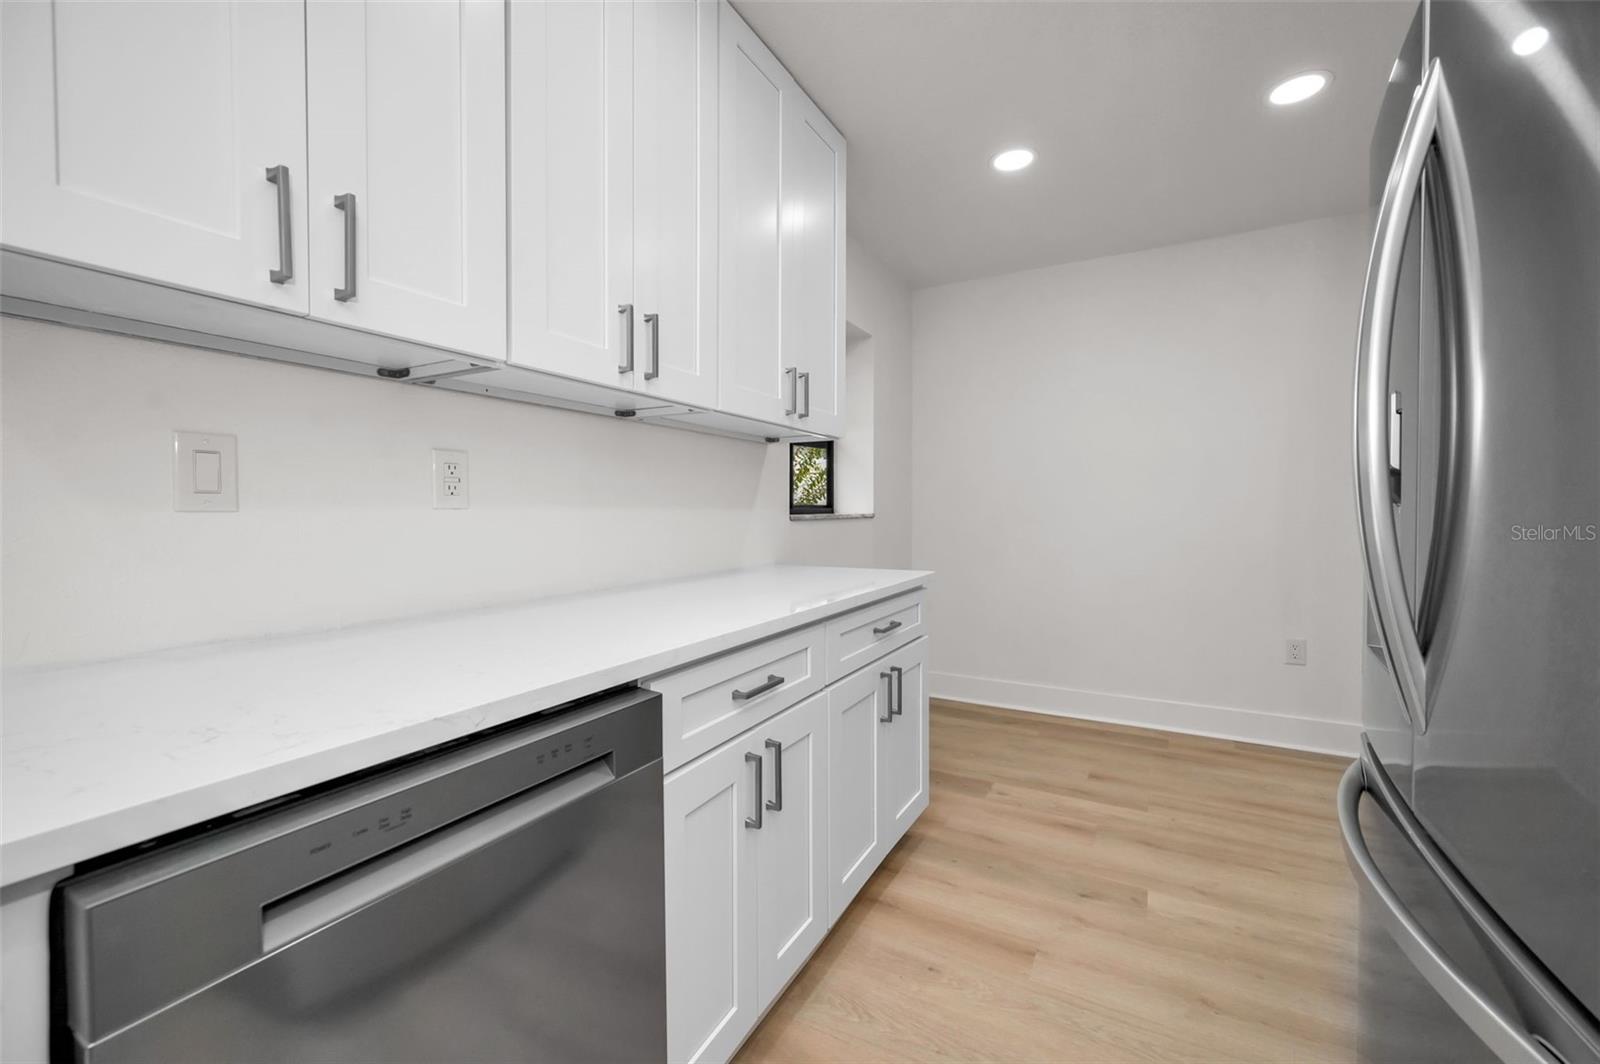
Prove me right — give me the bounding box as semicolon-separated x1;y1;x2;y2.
1;240;913;668
911;213;1369;754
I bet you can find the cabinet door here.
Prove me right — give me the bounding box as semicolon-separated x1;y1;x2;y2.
880;638;930;846
508;0;633;384
307;0;505;359
0;0;308;313
634;0;718;408
826;664;888;924
664;737;759;1064
781;91;846;436
717;3;789;423
753;693;829;1005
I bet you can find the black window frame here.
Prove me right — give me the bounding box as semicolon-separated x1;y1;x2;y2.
789;440;835;515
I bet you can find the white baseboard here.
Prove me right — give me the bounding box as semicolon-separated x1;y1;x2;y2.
930;671;1361;757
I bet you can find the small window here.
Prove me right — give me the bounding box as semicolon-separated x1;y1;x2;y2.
790;441;834;515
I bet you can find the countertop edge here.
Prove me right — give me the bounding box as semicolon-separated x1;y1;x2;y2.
2;568;933;887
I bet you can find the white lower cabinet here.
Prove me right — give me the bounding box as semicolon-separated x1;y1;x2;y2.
880;638;930;845
826;636;928;923
825;661;887;923
665;692;828;1064
666;629;929;1063
664;719;760;1064
754;694;830;1005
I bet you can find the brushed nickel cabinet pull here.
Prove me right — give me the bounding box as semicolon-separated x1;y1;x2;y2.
744;752;764;829
333;193;357;301
265;166;292;284
764;738;783;812
732;674;784;702
617;304;635;373
643;312;660;380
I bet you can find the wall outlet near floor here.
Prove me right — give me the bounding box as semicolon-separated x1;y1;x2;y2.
1285;638;1308;666
432;449;469;509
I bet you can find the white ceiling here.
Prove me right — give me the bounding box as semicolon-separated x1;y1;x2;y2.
734;0;1416;288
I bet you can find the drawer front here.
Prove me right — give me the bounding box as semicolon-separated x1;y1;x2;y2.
824;590;925;682
649;625;826;772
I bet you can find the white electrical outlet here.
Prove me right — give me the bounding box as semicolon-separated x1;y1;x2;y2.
433;449;469;509
1285;638;1309;666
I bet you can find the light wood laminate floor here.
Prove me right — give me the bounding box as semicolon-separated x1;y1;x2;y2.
737;699;1357;1063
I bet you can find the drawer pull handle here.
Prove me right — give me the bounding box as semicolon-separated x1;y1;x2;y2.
744;752;763;829
872;619;902;636
880;671;894;723
890;665;904;717
765;738;784;812
732;674;784;702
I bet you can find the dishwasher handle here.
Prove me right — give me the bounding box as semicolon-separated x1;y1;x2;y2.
262;756;615;953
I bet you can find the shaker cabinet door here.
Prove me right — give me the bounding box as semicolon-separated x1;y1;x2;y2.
664;737;760;1064
0;0;309;313
508;0;634;384
826;664;889;924
307;0;506;359
879;638;930;846
753;694;830;1004
633;0;719;408
717;3;790;424
780;90;846;436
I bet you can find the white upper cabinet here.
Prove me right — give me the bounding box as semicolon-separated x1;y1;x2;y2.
633;0;719;408
718;2;846;434
509;0;633;386
781;91;846;437
306;0;506;360
511;0;717;408
717;5;788;424
1;0;310;313
2;0;839;434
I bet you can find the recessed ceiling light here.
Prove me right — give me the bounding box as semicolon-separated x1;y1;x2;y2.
1511;26;1549;56
1269;71;1331;106
991;148;1035;173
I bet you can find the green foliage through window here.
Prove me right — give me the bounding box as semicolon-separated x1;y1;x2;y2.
790;442;833;513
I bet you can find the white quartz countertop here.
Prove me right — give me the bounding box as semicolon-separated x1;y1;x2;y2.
1;565;930;887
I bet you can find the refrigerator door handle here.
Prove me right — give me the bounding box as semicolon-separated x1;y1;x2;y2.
1339;760;1554;1064
1354;57;1479;734
1340;741;1600;1064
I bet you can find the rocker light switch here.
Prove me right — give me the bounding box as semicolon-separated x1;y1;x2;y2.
193;450;222;494
173;431;238;512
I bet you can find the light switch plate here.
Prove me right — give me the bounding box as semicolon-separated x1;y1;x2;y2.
173;430;238;512
433;448;469;509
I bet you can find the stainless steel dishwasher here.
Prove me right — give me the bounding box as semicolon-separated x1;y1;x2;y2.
57;687;666;1063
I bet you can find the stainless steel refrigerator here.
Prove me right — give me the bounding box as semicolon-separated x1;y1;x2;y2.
1345;1;1600;1062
